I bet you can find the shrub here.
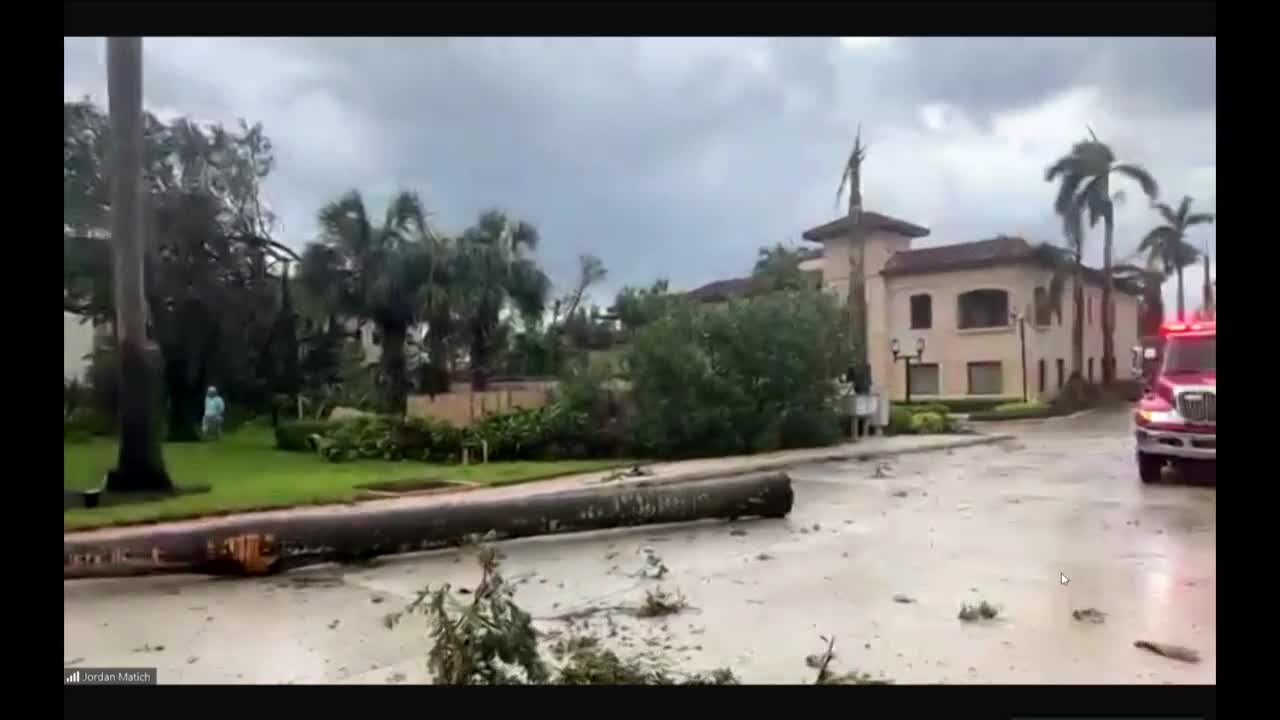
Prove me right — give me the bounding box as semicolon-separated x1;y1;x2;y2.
625;289;851;459
969;404;1059;421
902;402;951;417
64;405;114;439
908;411;948;434
276;419;343;452
887;405;916;435
993;400;1048;412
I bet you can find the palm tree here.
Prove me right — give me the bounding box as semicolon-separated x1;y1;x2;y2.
105;37;172;493
1109;263;1167;337
298;190;437;415
1032;229;1086;377
1138;196;1214;321
835;126;869;376
1045;131;1158;383
454;210;551;391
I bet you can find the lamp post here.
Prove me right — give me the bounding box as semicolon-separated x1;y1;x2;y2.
1011;310;1028;403
890;337;926;404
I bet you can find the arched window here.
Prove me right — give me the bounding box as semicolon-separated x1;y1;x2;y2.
957;289;1010;329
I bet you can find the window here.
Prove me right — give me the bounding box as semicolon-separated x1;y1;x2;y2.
1056;358;1065;389
1087;294;1093;325
1088;357;1094;382
1164;335;1216;373
909;294;932;330
967;361;1004;395
1038;359;1046;393
908;363;940;396
1033;287;1054;326
957;289;1010;330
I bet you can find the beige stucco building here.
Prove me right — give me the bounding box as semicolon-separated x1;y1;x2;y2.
800;212;1141;403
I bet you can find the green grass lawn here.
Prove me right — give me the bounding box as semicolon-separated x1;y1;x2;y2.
64;426;635;531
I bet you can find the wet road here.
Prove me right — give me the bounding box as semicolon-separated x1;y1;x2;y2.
63;408;1215;684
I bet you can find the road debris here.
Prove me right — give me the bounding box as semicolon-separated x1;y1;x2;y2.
131;643;165;653
634;551;669;579
958;601;1000;622
891;489;909;498
600;465;654;484
1134;640;1200;664
1072;608;1107;624
892;594;917;604
755;552;774;561
809;636;891;685
729;528;748;537
636;588;689;618
873;461;894;478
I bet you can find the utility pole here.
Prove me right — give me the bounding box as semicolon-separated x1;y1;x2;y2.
1012;311;1028;403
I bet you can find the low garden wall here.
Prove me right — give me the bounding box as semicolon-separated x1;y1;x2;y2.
406;380;557;428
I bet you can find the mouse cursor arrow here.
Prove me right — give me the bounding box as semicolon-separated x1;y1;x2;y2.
1059;572;1070;586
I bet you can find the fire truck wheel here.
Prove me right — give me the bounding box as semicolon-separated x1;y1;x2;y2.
1137;452;1164;484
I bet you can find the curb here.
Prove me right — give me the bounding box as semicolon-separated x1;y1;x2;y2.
612;433;1015;491
64;433;1012;544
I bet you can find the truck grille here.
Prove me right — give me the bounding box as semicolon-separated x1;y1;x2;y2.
1177;391;1216;424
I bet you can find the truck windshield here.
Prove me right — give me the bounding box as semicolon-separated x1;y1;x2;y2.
1163;335;1216;374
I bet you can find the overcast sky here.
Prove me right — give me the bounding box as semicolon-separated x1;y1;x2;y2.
64;37;1216;313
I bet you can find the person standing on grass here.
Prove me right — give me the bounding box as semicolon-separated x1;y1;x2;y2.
203;386;226;441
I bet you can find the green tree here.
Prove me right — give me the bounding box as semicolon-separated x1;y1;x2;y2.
752;243;812;293
1032;201;1087;377
298;190;437;415
626;287;851;458
454;210;552;390
558;254;608;326
1140;196;1213;321
1045;132;1159;383
65;99;296;440
612;279;675;332
103;37;170;492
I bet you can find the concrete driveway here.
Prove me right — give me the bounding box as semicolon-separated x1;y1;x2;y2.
63;408;1215;684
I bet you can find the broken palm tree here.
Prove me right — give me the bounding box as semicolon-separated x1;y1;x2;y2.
64;471;794;579
837;125;871;376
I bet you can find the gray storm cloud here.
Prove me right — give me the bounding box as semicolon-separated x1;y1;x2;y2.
64;37;1215;313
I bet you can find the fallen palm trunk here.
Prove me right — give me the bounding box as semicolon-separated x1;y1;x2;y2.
65;471;793;580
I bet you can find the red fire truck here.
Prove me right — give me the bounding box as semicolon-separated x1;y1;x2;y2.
1133;320;1216;483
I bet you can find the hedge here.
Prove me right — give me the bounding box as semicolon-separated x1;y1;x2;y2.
274;403;625;464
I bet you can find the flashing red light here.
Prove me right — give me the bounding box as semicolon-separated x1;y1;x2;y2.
1161;320;1215;335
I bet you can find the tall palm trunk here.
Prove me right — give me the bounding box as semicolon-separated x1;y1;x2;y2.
378;323;409;416
1100;216;1116;384
1175;265;1186;321
1202;253;1213;319
105;37;171;493
846;200;868;380
1072;266;1085;375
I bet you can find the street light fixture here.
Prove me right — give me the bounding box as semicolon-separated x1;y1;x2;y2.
891;336;926;403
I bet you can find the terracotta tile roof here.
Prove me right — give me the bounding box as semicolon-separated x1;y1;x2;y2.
683;276;756;303
882;235;1034;275
801;210;931;242
881;235;1142;296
